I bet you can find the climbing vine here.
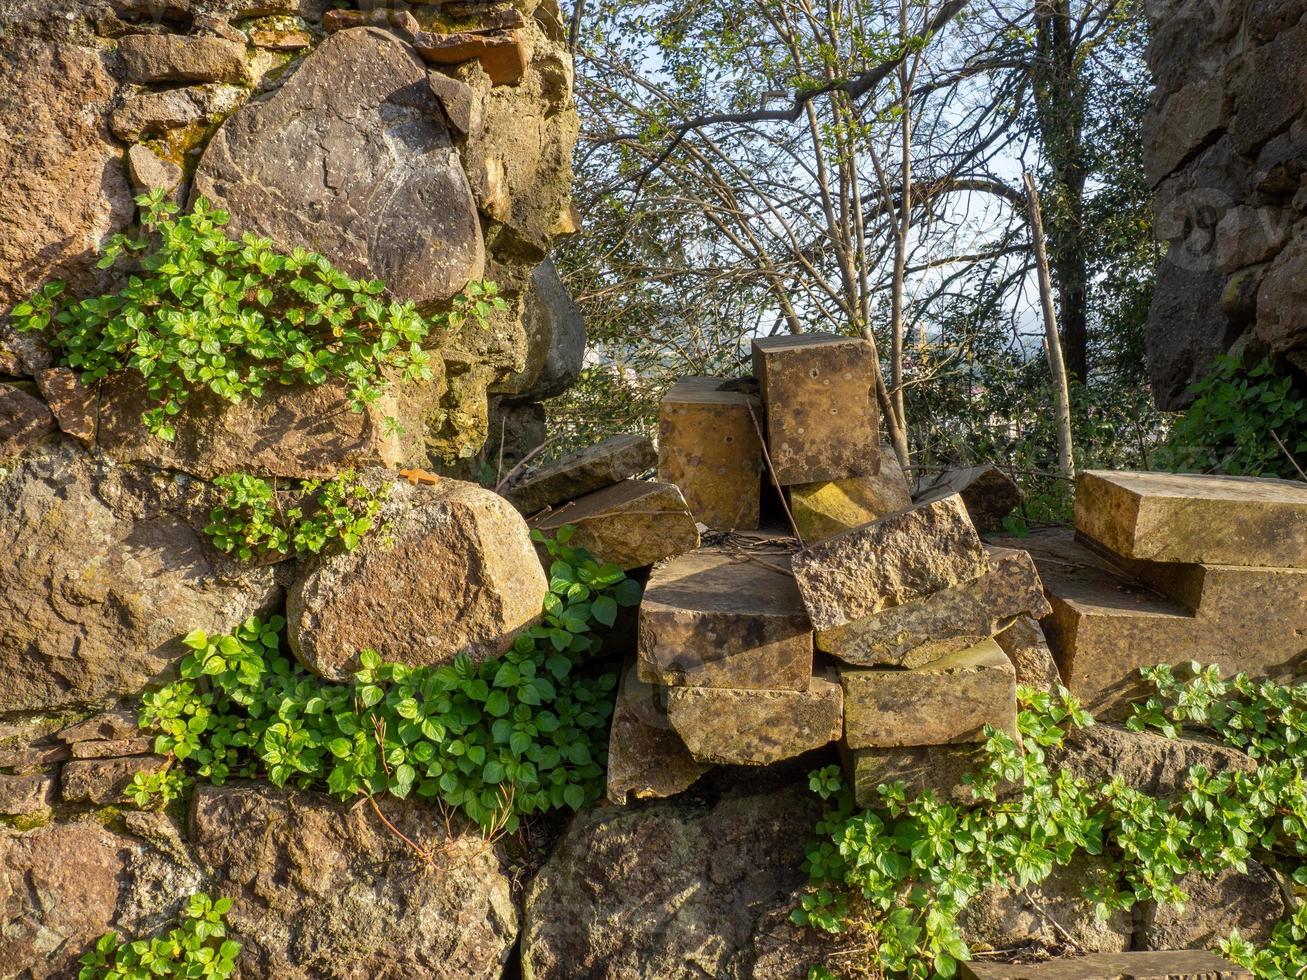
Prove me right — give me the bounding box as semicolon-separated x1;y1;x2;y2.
796;667;1307;978
203;470;390;560
79;893;239;980
133;528;640;833
11;190;505;441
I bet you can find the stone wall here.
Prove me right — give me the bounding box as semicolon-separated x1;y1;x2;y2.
1143;0;1307;407
0;0;584;468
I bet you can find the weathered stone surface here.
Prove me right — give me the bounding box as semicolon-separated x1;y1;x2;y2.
995;613;1062;692
1141;75;1229;186
118;32;247;83
427;69;481;144
1047;722;1257;796
0;816;202;978
69;736;154;759
816;546;1048;667
530;479;699;570
62;755;167;804
190;782;518;979
1008;528;1307;717
792;493;989;631
108;82;246;142
1256;233;1307;358
0;39;134;314
289;477;547;679
1075;469;1307;568
1215;205;1290;272
495;258;586;401
959;855;1132;958
57;707;139;744
0;385;56;459
522;773;830;980
639;543;811;690
505;433;656;514
752;333;880;486
607;660;710;805
657;377;764;531
1140;861;1286;951
840;639;1018;748
916;464;1024;533
962;950;1252;980
0;772;56;817
1146;244;1237;409
249;27;312;49
193;27;485;308
414;29;528;86
843;741;994;807
789;452;911;543
0;717;69;769
97;372;442;480
0;445;284;713
35;366;96;445
324;8;419;39
126;142;184;195
666;668;842;765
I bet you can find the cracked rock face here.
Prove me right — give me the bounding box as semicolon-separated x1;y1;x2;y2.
193;26;485;309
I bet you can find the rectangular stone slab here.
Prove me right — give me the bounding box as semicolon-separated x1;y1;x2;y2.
961;949;1252;980
751;333;880;485
666;667;842;765
1000;528;1307;719
529;479;700;570
842;740;997;807
657;377;763;531
792;493;988;630
816;546;1050;667
606;660;710;805
638;544;813;690
504;434;656;515
1074;469;1307;568
840;638;1018;748
789;452;912;543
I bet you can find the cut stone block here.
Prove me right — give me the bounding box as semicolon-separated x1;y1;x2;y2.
638;544;812;690
999;528;1307;718
960;950;1252;980
413;29;528;85
843;741;996;807
792;493;988;630
1075;469;1307;568
117;34;247;84
789;452;912;542
840;639;1018;749
656;377;763;531
995;613;1062;692
666;668;842;765
751;333;880;485
915;463;1024;532
606;660;710;805
816;546;1049;667
505;434;656;515
530;480;700;570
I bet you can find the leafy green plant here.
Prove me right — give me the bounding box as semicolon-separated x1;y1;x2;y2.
1159;354;1307;480
12;191;505;441
203;470;390;560
79;893;239;980
797;671;1307;978
136;530;640;833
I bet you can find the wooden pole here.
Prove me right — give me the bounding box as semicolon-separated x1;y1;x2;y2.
1022;171;1075;479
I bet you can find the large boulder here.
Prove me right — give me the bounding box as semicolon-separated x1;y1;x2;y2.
288;476;548;679
0;813;204;978
193;27;485;309
521;771;836;980
189;782;518;979
0;445;285;712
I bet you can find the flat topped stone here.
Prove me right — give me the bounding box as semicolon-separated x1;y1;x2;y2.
816;546;1049;667
657;377;763;531
530;480;699;570
606;660;710;805
840;638;1018;748
792;493;989;630
960;949;1252;980
1075;469;1307;568
666;667;842;765
790;452;913;542
752;333;880;485
917;464;1024;532
638;544;812;690
506;434;657;515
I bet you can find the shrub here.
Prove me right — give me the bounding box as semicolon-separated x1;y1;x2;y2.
79;893;239;980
